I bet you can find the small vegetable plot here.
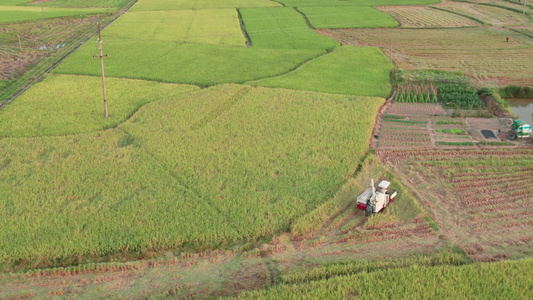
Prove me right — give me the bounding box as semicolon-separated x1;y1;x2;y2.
377;6;480;28
394;82;438;103
386;103;447;116
377;115;432;148
437;82;484;109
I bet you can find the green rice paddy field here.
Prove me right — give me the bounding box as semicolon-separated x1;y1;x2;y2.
0;80;383;265
1;0;530;297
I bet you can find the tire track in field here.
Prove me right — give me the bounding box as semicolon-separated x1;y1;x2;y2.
116;126;241;235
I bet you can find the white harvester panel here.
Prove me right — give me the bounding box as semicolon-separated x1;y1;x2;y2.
356;179;397;215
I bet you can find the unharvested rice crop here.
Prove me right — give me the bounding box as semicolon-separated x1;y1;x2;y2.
239;259;533;299
36;0;132;8
101;9;246;46
130;0;280;11
377;6;480;28
249;46;392;97
0;74;199;137
239;7;338;49
0;85;383;265
299;6;398;29
53;39;324;85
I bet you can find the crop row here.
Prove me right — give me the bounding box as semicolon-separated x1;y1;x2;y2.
240;259;533;299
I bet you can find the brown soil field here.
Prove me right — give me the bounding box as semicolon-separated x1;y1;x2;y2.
317;27;533;86
377;149;533;262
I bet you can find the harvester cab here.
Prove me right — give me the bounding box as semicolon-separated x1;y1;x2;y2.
508;119;532;140
357;179;397;216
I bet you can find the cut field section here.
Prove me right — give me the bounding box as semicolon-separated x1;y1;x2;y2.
436;2;531;26
299;6;398;29
319;27;533;86
379;150;533;261
248;46;392;97
239;7;338;49
0;74;199;137
130;0;281;11
377;5;481;28
0;85;383;267
101;9;246;46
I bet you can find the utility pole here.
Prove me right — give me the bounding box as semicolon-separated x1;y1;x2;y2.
94;22;109;118
389;37;392;65
524;0;527;14
41;0;44;20
17;31;22;51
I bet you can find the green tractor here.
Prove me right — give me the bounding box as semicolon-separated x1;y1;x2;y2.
508;119;532;140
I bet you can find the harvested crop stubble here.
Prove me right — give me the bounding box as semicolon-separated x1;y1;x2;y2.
0;85;383;265
239;7;338;50
377;6;480;28
299;6;398;29
53;39;324;86
101;9;246;46
321;28;533;86
378;149;533;260
249;46;392;97
0;74;199;137
437;2;531;26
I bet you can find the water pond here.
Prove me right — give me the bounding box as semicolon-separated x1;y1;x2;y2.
507;98;533;125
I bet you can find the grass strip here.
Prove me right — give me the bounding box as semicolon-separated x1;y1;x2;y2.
438;141;475;146
479;141;515;146
383;119;426;124
436;129;466;135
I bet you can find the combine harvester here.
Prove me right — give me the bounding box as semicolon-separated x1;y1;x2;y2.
508;119;532;140
357;179;397;216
